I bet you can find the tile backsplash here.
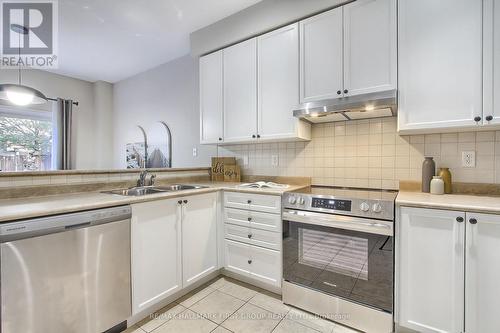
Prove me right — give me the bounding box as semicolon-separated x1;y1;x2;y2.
218;117;500;190
0;169;209;188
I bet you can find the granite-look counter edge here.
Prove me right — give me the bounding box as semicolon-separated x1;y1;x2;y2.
396;191;500;214
0;182;309;223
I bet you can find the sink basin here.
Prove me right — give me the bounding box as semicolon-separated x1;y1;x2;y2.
154;184;207;191
102;184;207;196
103;187;168;196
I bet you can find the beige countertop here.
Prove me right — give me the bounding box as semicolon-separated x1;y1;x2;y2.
0;182;308;223
396;191;500;214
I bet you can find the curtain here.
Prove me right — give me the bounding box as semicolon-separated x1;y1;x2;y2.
52;99;73;170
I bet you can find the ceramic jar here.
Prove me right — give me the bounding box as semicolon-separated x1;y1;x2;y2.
438;168;452;194
430;176;445;195
422;157;436;193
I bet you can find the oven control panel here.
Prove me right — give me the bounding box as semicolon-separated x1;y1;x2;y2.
311;198;352;211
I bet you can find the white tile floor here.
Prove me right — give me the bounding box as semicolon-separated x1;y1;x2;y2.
125;276;359;333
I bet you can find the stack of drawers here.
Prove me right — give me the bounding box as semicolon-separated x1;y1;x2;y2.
223;191;282;287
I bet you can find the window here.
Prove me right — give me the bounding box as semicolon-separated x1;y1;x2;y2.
0;106;53;172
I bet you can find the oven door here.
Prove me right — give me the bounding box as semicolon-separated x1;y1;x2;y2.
282;209;393;313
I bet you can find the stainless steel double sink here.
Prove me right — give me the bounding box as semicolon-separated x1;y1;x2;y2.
102;184;207;197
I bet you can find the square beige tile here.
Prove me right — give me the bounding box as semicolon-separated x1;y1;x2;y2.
154;309;217;333
286;308;337;333
218;280;258;301
221;303;281;333
190;290;245;324
139;303;186;332
273;318;320;333
211;326;232;333
248;291;290;317
206;276;229;290
177;285;216;308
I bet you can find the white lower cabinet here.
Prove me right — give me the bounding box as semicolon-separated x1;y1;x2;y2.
249;244;281;286
223;192;282;288
131;198;182;315
225;239;252;277
181;192;218;287
131;192;218;315
398;207;500;333
465;212;500;333
224;239;281;287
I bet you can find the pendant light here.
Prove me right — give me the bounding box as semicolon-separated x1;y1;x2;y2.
0;24;48;106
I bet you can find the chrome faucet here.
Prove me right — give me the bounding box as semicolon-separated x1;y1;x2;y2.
137;170;156;187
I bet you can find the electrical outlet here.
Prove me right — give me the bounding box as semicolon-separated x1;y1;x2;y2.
271;155;279;167
192;148;197;157
462;151;476;168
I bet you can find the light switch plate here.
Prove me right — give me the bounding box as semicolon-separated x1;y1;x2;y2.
192;148;198;157
462;151;475;168
242;155;249;166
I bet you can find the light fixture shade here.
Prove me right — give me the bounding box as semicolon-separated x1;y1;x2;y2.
0;84;47;106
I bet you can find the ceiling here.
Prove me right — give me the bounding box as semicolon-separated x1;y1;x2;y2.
51;0;262;83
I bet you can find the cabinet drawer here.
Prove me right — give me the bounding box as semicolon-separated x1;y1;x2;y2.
225;224;281;251
224;207;282;232
224;192;281;214
225;239;251;277
224;239;281;287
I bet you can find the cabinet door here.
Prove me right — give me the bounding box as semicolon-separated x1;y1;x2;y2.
398;207;464;333
131;199;181;314
200;51;223;144
225;239;252;277
465;212;500;332
398;0;483;133
249;245;281;287
223;38;258;142
343;0;396;96
483;0;500;125
299;8;343;102
182;192;218;287
257;23;300;140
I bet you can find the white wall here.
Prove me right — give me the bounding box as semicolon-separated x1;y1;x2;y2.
112;55;217;169
0;69;114;169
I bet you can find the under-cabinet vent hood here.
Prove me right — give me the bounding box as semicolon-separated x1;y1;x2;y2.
293;90;397;124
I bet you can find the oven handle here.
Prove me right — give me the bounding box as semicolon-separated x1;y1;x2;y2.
282;209;393;236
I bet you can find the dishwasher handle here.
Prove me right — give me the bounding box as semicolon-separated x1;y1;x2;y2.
0;205;131;243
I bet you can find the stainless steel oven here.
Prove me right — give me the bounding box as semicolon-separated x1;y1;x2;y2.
282;187;396;333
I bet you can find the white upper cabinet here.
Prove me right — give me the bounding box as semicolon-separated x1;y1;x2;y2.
181;192;218;287
257;23;307;140
343;0;397;96
223;38;258;142
398;0;483;133
465;212;500;332
199;51;223;144
483;0;500;125
299;8;343;102
299;0;396;103
397;207;465;333
131;199;182;314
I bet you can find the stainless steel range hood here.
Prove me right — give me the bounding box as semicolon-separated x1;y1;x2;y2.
293;90;397;123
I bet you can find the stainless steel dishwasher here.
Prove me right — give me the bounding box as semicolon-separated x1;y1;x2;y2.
0;205;132;333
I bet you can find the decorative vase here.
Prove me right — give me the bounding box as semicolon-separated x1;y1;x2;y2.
430;176;445;195
438;168;452;194
422;157;436;193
